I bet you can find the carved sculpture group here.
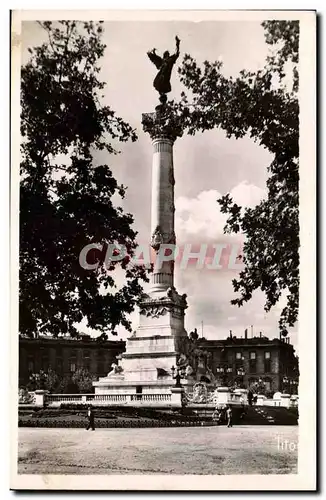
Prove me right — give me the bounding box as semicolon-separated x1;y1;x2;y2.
150;225;176;251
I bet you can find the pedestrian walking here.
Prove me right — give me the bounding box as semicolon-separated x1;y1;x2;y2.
226;405;233;428
86;405;95;431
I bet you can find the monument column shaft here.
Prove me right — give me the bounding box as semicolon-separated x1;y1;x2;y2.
150;137;175;292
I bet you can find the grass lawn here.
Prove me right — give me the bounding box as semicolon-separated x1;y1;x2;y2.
18;425;298;475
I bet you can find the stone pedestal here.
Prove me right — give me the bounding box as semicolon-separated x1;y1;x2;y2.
170;387;185;407
290;394;299;407
256;394;267;406
280;393;291;408
215;387;231;405
34;390;48;407
234;388;248;404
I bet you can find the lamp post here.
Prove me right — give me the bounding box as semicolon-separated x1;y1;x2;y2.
171;365;182;388
282;376;289;393
236;366;245;389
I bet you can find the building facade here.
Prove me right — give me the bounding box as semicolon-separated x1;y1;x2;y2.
198;332;299;394
19;335;125;387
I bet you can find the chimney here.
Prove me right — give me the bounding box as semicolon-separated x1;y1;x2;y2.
230;330;233;339
259;331;262;338
244;328;248;340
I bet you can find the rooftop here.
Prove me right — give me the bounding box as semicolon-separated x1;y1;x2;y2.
198;335;293;348
19;334;125;345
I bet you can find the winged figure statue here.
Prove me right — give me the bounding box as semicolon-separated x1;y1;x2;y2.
147;36;180;103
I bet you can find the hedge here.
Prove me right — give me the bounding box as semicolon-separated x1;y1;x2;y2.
18;417;217;428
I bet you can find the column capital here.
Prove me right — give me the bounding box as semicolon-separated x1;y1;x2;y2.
142;104;184;142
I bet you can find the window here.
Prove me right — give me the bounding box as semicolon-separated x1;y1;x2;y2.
249;352;257;373
97;359;105;374
42;357;49;371
56;347;63;358
264;352;271;373
236;352;242;360
97;350;106;374
28;359;34;373
83;350;91;371
69;350;77;373
56;358;63;373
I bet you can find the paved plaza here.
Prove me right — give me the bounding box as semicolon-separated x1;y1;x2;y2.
18;426;298;475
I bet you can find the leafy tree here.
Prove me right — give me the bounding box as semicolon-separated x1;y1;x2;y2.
27;370;47;391
27;367;60;392
250;379;268;396
20;21;149;338
176;21;299;336
71;368;96;393
55;374;76;394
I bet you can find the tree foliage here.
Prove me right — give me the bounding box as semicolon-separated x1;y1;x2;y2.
71;368;96;393
27;367;60;392
176;21;299;336
20;21;149;338
25;367;95;393
249;379;268;396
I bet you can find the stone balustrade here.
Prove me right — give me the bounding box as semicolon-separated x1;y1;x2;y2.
228;393;244;404
255;393;298;408
89;394;128;404
47;394;82;404
43;392;173;407
24;389;298;409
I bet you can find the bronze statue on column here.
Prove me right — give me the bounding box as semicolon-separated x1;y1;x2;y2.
147;36;180;105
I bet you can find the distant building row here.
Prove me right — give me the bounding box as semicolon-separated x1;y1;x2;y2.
19;331;299;394
198;331;299;394
19;334;124;387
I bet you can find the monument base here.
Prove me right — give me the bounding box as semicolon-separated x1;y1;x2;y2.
93;286;190;396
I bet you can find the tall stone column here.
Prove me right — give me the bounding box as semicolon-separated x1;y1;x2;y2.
150;135;176;293
136;106;187;338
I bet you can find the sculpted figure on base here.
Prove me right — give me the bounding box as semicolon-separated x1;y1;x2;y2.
107;362;123;377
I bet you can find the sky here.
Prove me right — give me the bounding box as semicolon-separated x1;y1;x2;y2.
21;19;298;350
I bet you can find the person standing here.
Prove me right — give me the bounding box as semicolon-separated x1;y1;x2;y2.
86;405;95;431
226;405;233;428
213;408;222;425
